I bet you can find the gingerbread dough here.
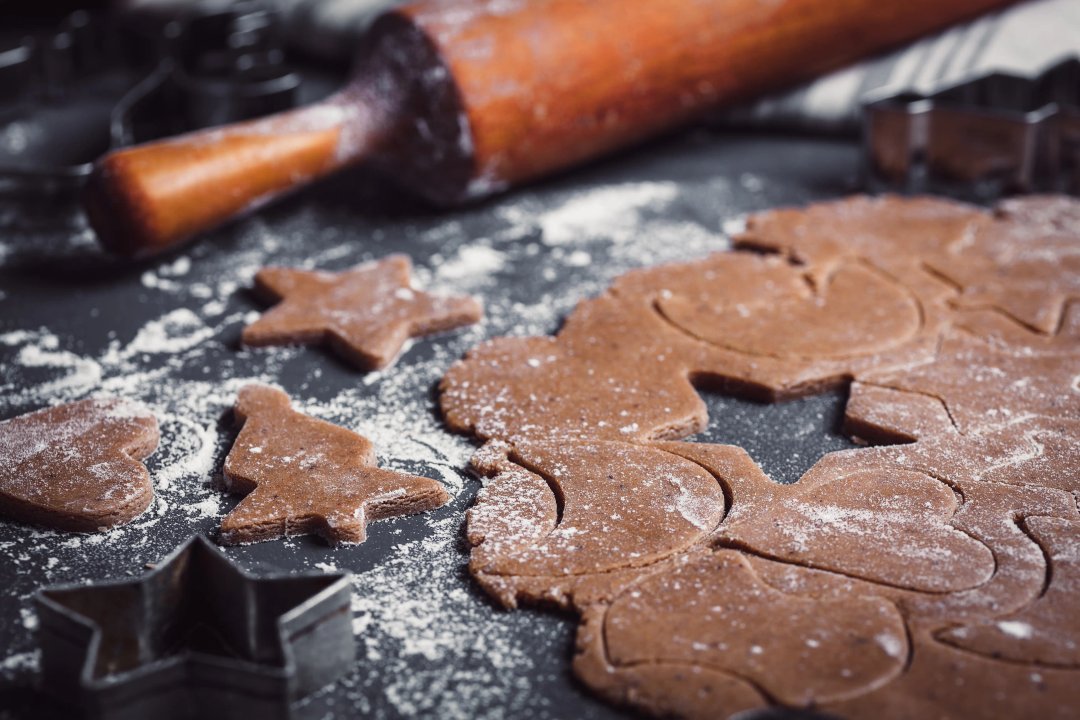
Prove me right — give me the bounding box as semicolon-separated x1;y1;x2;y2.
657;257;922;360
656;441;993;593
610;249;946;399
468;439;725;608
438;194;1080;719
997;194;1080;233
581;548;907;708
443;296;711;443
864;330;1080;433
842;381;957;444
243;254;482;370
828;627;1080;720
0;398;159;531
219;384;448;544
924;198;1080;334
938;516;1080;667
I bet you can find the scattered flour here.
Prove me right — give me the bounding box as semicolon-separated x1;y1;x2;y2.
533;181;679;245
435;245;506;282
122;308;216;356
0;651;38;674
875;632;906;659
314;515;564;720
997;620;1034;639
0;162;757;716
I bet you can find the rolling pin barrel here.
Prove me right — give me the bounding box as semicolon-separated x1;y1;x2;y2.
85;0;1016;258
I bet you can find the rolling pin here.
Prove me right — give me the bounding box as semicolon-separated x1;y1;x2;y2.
84;0;1016;258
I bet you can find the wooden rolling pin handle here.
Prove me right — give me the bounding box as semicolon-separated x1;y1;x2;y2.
83;80;396;259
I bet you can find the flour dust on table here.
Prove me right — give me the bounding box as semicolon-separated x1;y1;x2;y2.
2;138;793;720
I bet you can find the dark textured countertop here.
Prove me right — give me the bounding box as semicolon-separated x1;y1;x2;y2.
0;126;860;719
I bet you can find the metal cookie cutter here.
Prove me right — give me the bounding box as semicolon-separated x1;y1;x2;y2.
114;1;301;148
34;535;354;720
862;56;1080;200
0;3;300;194
0;12;127;192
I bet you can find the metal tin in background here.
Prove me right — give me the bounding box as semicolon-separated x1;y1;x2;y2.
34;535;354;720
863;57;1080;200
0;4;300;195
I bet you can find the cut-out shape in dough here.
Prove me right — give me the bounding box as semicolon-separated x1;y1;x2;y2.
744;478;1079;629
657;442;994;593
827;628;1080;720
243;254;482;370
575;599;768;720
865;331;1080;433
938;516;1080;667
658;259;921;360
880;416;1080;496
611;249;946;400
442;296;710;443
467;439;726;608
0;397;158;531
842;381;956;444
591;548;908;707
734;194;987;286
925;196;1080;335
219;384;448;544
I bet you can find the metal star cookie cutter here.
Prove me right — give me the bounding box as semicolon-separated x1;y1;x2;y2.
862;56;1080;199
34;535;353;720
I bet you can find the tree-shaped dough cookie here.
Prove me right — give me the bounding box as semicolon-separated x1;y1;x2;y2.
219;384;449;544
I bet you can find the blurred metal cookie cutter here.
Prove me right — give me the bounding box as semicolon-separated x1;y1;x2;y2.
0;12;126;191
0;3;300;193
862;56;1080;199
114;1;301;148
34;535;353;720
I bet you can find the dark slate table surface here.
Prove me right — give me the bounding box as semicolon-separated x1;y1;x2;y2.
0;113;861;719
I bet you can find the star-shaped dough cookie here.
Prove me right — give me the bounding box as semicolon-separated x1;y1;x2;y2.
242;254;482;370
219;384;449;544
